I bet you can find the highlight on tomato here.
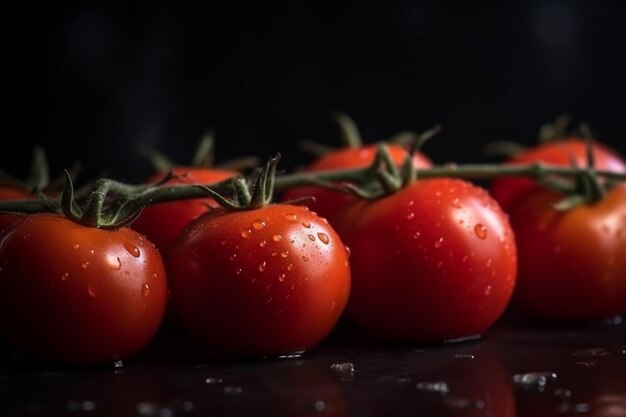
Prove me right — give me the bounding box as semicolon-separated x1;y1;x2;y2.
281;113;434;222
166;156;351;357
333;147;517;343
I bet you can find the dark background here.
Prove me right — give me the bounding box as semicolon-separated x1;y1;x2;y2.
2;2;626;183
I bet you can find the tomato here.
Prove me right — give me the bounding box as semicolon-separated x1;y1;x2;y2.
507;184;626;321
489;139;626;211
281;144;432;222
0;213;167;364
0;187;32;234
166;204;351;357
334;178;517;343
132;167;237;255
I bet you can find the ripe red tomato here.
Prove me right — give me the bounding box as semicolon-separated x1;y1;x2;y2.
507;184;626;321
334;178;517;343
132;167;237;255
489;139;626;211
166;204;351;357
0;213;168;364
281;144;432;222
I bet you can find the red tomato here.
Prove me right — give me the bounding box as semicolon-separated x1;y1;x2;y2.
282;144;432;222
489;139;626;211
132;167;237;255
166;204;351;357
508;185;626;321
0;187;32;234
334;178;517;343
0;213;167;364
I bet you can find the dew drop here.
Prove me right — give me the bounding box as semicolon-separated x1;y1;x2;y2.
252;219;266;230
451;198;462;208
317;232;329;244
454;353;475;360
205;377;223;384
73;244;80;250
61;272;69;281
330;362;354;373
416;381;450;395
302;221;311;228
413;231;421;239
283;213;298;222
89;249;95;255
474;223;488;240
486;259;493;267
273;234;282;242
278;273;286;282
236;267;243;275
287;264;293;271
137;283;149;298
434;237;444;249
271;252;278;257
230;254;237;261
511;372;557;391
259;261;266;272
259;240;267;248
87;286;97;298
81;261;90;269
302;256;309;262
345;246;351;257
241;229;251;238
407;212;415;220
484;285;492;296
123;242;140;257
281;251;289;258
308;234;316;241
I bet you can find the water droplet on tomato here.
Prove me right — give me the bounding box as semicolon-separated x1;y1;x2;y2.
434;237;444;249
123;242;140;257
281;251;289;258
61;272;69;281
259;240;267;248
302;221;311;228
283;213;298;222
302;256;309;262
271;252;278;257
87;286;97;298
241;229;251;238
252;219;266;230
273;234;282;242
413;232;421;239
486;259;492;267
287;263;293;271
317;233;329;244
451;198;462;208
236;267;243;275
278;273;286;282
407;212;415;220
416;381;449;395
308;234;315;241
81;261;90;269
512;372;557;391
345;246;351;257
230;254;237;261
484;285;492;296
141;283;150;297
259;261;266;272
474;223;488;240
73;244;80;250
454;353;475;360
89;249;95;255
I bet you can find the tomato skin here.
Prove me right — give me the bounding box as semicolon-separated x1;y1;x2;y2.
166;204;351;357
489;139;626;211
508;185;626;321
132;167;237;255
0;213;167;364
334;179;517;343
281;144;432;222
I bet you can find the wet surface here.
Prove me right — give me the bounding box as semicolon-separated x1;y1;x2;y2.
1;313;625;417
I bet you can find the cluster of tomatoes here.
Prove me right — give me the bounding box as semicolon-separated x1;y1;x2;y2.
0;126;625;366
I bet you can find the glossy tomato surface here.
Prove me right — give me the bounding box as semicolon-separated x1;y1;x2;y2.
0;186;32;234
282;144;432;222
508;185;626;321
334;178;517;343
0;213;168;364
489;139;626;211
167;204;351;357
132;167;237;255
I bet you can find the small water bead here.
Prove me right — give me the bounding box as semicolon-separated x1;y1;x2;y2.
330;362;354;373
278;274;286;282
511;372;557;391
142;283;150;298
241;230;251;238
273;234;282;242
283;213;298;222
281;251;289;258
73;244;80;250
236;267;243;275
317;233;329;244
259;261;267;272
259;240;267;248
416;381;450;395
87;286;97;298
308;234;316;241
205;377;223;384
81;261;90;269
454;353;475;360
407;212;415;220
113;360;124;368
302;221;311;228
484;285;492;296
434;237;444;249
302;256;309;262
123;242;141;257
474;223;488;240
61;272;69;281
287;264;293;271
107;256;122;270
89;249;95;255
451;198;462;209
252;219;266;230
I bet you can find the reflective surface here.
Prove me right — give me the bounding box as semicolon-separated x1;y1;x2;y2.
1;313;626;417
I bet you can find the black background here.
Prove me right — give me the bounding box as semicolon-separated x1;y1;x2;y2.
2;2;626;183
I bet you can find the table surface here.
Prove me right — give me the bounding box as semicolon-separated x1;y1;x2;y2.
2;312;626;417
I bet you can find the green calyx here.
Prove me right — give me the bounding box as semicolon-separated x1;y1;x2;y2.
195;154;280;211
